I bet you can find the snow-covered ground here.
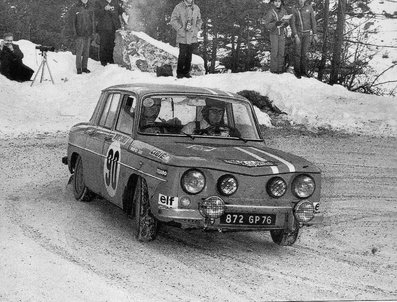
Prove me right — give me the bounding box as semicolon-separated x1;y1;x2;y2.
0;39;396;139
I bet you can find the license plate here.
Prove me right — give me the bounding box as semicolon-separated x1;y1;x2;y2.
220;213;276;225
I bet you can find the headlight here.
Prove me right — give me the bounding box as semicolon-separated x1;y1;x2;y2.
292;174;315;198
199;196;225;219
217;175;238;196
266;177;287;198
294;200;314;222
181;169;206;194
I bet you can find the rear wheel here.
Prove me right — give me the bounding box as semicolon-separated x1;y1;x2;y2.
72;155;94;202
133;177;158;241
270;220;300;246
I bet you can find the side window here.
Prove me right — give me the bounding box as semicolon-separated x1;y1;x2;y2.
115;95;136;135
99;93;121;129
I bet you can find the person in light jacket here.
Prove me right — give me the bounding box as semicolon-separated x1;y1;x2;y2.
264;0;290;74
290;0;318;78
70;0;95;74
170;0;202;79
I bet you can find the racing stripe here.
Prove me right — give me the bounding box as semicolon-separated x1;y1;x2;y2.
249;147;296;172
234;147;279;174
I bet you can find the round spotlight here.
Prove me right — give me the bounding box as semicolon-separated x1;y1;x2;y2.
292;174;315;198
294;200;314;222
198;196;225;219
266;177;287;198
217;175;238;196
181;169;206;195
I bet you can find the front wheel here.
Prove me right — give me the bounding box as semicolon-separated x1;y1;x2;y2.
133;177;158;241
72;155;94;202
270;220;300;246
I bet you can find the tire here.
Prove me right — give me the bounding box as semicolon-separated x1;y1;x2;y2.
270;220;300;246
72;155;94;202
133;177;158;241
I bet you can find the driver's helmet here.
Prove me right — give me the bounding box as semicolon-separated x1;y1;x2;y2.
201;98;226;123
142;97;161;119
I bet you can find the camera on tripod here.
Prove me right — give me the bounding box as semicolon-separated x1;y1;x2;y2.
35;45;55;52
31;45;55;86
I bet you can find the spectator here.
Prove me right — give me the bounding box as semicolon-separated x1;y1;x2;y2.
170;0;202;79
70;0;95;74
95;0;123;66
264;0;290;74
0;33;34;82
290;0;318;78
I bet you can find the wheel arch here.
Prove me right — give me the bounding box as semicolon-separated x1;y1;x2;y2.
69;152;80;173
122;173;141;216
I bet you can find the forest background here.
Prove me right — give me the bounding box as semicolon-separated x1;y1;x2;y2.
0;0;396;96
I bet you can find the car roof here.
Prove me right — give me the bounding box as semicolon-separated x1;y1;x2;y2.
104;83;247;101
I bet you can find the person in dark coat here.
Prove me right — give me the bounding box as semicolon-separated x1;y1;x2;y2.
170;0;202;79
290;0;318;78
95;0;123;66
0;33;34;82
264;0;290;74
70;0;95;74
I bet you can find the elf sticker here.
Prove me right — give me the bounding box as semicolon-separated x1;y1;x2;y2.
103;141;121;197
158;194;178;209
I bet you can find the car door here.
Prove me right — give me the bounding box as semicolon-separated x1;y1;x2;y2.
101;94;137;207
85;92;122;195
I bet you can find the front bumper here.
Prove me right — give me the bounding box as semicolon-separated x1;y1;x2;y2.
156;205;293;230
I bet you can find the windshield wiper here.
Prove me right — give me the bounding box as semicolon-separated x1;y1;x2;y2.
235;134;248;143
180;131;195;140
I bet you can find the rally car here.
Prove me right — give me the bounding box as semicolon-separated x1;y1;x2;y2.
62;83;321;245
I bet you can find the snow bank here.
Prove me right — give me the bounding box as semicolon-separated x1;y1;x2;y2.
0;40;396;138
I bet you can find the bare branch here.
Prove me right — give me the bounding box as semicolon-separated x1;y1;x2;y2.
371;80;397;88
344;39;397;49
370;64;397;86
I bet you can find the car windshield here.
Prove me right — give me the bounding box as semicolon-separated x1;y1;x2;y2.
138;95;261;140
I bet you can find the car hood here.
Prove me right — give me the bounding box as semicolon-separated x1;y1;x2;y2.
130;140;320;176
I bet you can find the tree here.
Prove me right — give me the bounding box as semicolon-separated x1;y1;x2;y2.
330;0;347;85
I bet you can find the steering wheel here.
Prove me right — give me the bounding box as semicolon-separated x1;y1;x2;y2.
194;125;236;136
140;123;165;133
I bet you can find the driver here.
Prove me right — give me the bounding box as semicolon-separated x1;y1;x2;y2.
182;98;232;137
139;98;162;133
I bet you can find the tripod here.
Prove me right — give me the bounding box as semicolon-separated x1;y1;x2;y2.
30;50;55;87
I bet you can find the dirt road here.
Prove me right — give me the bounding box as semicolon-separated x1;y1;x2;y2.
0;131;396;302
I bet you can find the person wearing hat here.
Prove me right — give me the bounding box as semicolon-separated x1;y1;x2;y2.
170;0;202;79
264;0;290;74
139;98;182;134
290;0;318;78
182;99;236;137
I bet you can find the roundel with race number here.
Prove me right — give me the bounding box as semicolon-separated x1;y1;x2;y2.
103;141;121;197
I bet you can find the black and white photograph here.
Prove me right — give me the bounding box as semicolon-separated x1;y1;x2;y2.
0;0;396;301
